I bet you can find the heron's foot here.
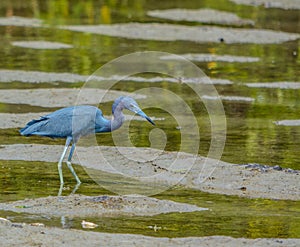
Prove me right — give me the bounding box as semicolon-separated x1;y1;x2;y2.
71;182;81;195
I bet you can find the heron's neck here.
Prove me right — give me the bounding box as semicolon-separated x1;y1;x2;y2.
110;108;125;131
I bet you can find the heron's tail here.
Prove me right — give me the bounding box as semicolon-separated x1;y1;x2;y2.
20;117;48;136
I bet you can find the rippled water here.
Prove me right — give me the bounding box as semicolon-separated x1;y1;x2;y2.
0;0;299;239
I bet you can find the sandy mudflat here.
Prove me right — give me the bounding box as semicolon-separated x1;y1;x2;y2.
60;23;300;44
0;194;207;217
230;0;300;10
147;8;254;26
0;88;146;107
274;119;300;126
11;41;73;49
0;69;88;83
246;82;300;89
0;220;299;247
0;16;43;27
160;53;260;63
202;95;254;102
0;144;299;200
0;15;299;45
0;69;232;85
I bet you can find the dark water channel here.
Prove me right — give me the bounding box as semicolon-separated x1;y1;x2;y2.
0;0;299;239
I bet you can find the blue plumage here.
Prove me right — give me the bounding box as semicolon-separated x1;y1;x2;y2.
20;96;155;195
20;105;109;139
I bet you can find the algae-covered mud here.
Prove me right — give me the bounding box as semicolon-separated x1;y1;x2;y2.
0;0;300;244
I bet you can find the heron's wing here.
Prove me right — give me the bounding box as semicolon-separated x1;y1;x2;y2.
21;106;105;138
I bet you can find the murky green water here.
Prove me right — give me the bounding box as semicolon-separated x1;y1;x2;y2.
0;0;299;239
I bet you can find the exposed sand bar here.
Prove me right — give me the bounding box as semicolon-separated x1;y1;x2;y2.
0;16;299;44
0;16;43;27
147;8;254;26
1;222;299;247
230;0;300;10
0;112;164;129
0;69;232;85
0;69;87;83
60;23;300;44
274;119;300;126
246;82;300;89
0;89;146;107
11;41;73;49
0;144;299;200
0;194;207;217
160;53;260;63
202;95;255;102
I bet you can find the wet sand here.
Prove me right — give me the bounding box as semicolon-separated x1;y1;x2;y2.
0;194;207;217
11;41;73;49
246;82;300;89
0;16;43;27
0;88;146;107
230;0;300;10
60;23;300;44
160;53;260;63
147;8;254;26
0;69;232;85
1;16;299;45
274;119;300;126
1;220;299;247
202;95;255;102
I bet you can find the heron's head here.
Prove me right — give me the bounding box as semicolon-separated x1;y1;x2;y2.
113;96;155;125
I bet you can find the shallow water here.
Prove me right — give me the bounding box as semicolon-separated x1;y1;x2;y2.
0;0;299;239
1;161;300;238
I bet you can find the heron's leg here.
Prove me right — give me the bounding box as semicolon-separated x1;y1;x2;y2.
66;143;81;184
58;137;72;185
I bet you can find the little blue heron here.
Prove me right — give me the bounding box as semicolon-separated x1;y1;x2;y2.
20;96;155;194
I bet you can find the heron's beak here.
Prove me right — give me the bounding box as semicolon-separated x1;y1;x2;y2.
137;110;155;125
